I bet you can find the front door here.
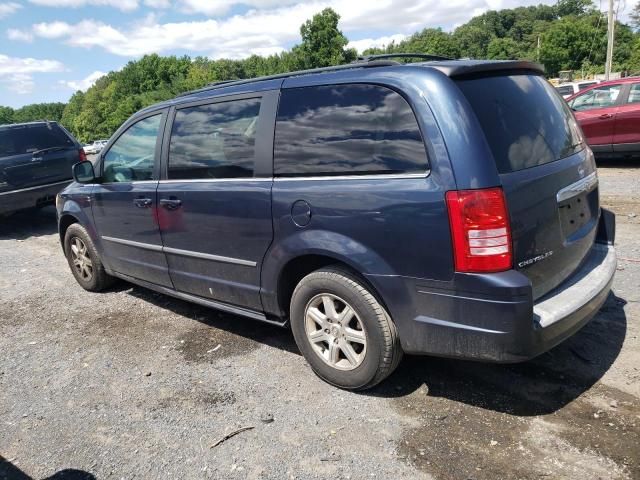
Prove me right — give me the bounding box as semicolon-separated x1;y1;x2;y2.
91;111;173;288
570;83;623;150
157;93;276;311
613;82;640;152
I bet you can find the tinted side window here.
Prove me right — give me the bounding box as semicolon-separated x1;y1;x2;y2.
168;98;261;180
570;84;622;111
0;123;74;157
274;84;428;177
103;114;161;183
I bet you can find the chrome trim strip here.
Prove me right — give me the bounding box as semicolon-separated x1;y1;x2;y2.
163;246;257;267
99;180;158;186
101;235;256;267
414;315;507;334
556;172;598;202
273;171;430;182
101;236;164;252
158;178;273;184
0;179;71;196
156;172;431;184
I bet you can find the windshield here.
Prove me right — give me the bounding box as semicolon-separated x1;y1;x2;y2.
456;74;584;173
0;124;74;157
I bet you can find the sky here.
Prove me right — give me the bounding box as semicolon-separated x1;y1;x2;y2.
0;0;631;108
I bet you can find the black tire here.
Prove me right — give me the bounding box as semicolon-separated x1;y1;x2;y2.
290;266;402;390
64;223;115;292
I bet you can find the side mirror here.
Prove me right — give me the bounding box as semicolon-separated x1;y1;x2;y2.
72;161;96;184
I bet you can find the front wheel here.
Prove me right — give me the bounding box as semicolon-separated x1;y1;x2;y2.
290;267;402;390
64;223;115;292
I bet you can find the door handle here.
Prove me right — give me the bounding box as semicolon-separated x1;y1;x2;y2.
159;198;182;210
598;113;613;119
133;197;153;208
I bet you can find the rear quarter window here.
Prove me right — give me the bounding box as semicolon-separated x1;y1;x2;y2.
457;75;584;173
274;84;428;177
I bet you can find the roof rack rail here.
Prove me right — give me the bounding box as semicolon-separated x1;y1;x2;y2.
356;53;453;62
176;59;399;98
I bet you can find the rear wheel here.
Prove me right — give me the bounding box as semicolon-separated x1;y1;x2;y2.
290;267;402;390
64;223;115;292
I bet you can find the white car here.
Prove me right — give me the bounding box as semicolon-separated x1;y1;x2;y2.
82;142;98;154
94;140;109;153
83;140;108;155
555;80;601;99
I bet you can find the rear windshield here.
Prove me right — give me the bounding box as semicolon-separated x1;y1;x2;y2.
0;123;74;157
456;75;584;173
556;85;574;96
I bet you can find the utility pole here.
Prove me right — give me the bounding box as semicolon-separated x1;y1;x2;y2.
605;0;615;80
537;35;540;63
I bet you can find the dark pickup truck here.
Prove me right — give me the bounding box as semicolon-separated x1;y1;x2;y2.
0;121;86;216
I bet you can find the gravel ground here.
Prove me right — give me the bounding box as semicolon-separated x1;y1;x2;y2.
1;162;639;480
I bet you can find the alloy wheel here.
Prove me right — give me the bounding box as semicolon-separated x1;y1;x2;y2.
70;237;93;281
304;293;367;371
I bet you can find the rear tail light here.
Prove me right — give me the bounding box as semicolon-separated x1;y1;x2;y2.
79;148;87;162
445;187;512;273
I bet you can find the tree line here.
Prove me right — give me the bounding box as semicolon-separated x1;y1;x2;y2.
1;0;639;143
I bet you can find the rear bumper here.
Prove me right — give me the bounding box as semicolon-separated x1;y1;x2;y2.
366;225;616;363
0;180;71;216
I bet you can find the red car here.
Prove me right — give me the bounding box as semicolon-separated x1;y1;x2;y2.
566;76;640;158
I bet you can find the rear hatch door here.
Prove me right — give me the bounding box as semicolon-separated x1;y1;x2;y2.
456;74;599;299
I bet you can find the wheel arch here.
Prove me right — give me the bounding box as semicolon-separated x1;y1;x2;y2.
273;253;391;321
58;213;79;249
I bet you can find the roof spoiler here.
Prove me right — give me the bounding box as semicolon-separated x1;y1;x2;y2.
428;60;545;78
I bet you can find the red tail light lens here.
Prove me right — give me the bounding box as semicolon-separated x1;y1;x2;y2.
79;148;87;162
445;187;512;273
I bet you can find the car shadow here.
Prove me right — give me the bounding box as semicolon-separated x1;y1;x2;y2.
120;284;300;355
0;456;95;480
596;157;640;168
117;279;627;417
367;292;627;416
0;206;58;241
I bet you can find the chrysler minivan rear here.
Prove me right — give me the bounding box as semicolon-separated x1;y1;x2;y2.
395;65;616;361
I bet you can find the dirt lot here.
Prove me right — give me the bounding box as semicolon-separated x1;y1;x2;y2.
1;162;639;480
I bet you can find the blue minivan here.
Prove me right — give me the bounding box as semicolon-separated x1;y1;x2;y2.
57;57;617;390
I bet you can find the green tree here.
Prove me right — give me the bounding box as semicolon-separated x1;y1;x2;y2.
293;8;355;69
11;103;65;123
60;91;84;135
7;3;638;141
453;25;494;58
555;0;595;17
631;2;640;31
0;106;14;125
487;37;522;59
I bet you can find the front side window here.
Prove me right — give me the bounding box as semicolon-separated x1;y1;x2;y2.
569;84;622;111
627;84;640;104
274;84;428;177
103;114;161;183
168;98;261;180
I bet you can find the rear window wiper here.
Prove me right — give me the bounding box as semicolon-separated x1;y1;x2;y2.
31;145;70;156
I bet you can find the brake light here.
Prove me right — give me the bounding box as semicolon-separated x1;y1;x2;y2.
79;148;87;162
445;187;512;273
